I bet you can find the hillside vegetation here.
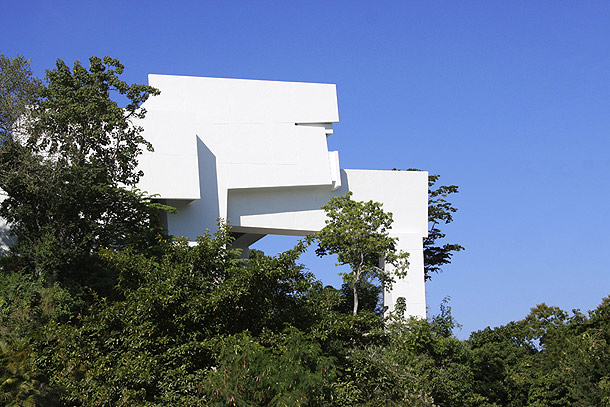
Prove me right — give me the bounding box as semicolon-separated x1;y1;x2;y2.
1;54;608;406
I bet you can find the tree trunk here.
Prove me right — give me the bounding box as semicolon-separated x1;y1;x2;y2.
353;260;363;316
352;280;359;315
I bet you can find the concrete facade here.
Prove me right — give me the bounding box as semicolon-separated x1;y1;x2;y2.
0;192;13;255
137;75;429;317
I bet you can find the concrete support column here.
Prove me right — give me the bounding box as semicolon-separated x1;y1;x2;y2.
384;233;426;319
230;232;266;259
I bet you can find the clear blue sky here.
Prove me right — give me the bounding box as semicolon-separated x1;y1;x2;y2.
3;1;609;338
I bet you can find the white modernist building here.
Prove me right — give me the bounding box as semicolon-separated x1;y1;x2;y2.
136;75;429;317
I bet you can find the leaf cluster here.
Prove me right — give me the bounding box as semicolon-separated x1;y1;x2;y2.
0;53;44;141
26;56;159;185
0;55;168;277
398;169;465;280
423;174;464;280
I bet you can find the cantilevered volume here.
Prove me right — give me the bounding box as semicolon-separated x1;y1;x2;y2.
136;75;428;317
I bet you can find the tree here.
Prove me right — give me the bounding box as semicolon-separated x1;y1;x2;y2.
337;279;384;315
313;192;408;315
29;226;333;405
0;54;43;142
396;169;464;280
26;56;158;186
423;173;464;280
523;300;610;407
0;56;167;276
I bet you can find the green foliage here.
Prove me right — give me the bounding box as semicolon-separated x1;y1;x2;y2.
0;56;169;276
524;299;610;406
24;227;329;405
465;299;610;407
430;296;462;339
337;279;384;315
329;341;436;407
0;142;169;277
0;271;68;406
423;173;464;280
27;56;158;185
468;321;537;406
399;169;464;280
386;303;481;407
0;54;43;141
1;224;609;405
204;329;335;406
2;55;608;407
313;192;408;315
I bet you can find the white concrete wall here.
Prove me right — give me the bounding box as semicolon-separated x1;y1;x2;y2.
142;75;339;125
383;233;426;317
0;192;13;255
227;169;428;236
136;75;342;237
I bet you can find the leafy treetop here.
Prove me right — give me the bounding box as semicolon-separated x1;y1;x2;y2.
395;169;464;280
424;173;464;279
0;53;43;141
26;56;159;186
0;56;166;277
